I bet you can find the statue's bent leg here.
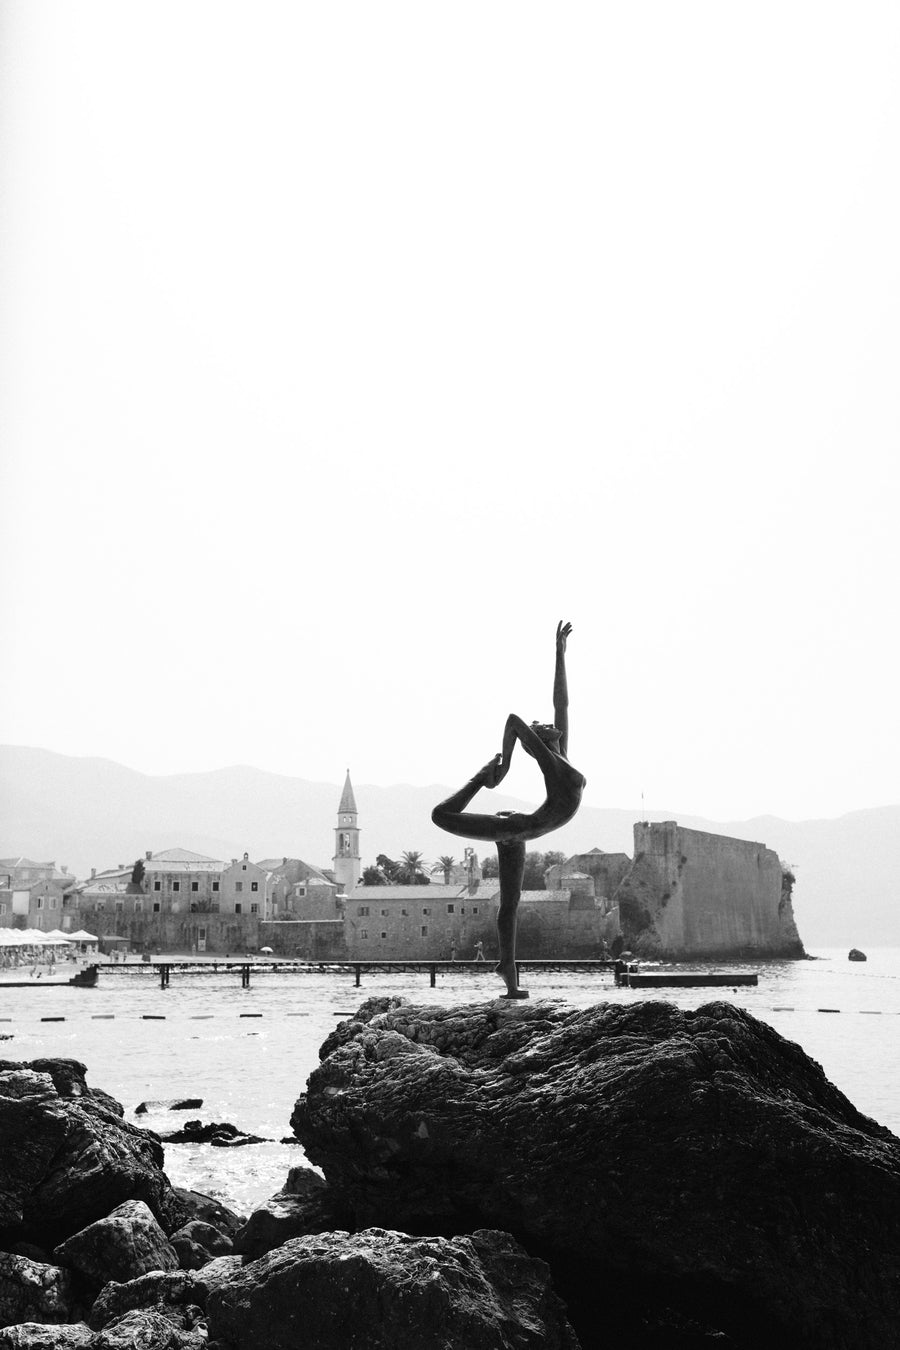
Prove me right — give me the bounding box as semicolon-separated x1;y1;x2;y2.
496;838;527;998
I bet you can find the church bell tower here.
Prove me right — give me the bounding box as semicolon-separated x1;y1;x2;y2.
333;769;361;894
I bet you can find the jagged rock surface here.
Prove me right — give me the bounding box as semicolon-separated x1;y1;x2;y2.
207;1227;580;1350
88;1272;204;1332
291;996;900;1350
0;1061;184;1248
168;1221;232;1270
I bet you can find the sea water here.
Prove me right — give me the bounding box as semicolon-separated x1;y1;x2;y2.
2;948;898;1216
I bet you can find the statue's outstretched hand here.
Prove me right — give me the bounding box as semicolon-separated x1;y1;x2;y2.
556;620;572;653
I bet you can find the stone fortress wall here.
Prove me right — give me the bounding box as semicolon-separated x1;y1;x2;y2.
615;821;804;959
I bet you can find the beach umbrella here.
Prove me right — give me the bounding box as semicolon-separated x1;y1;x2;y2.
260;946;274;954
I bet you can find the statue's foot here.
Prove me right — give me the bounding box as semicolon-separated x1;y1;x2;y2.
500;989;530;999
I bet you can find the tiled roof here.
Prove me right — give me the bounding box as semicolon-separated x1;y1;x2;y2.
151;848;225;863
144;850;224;873
351;885;469;902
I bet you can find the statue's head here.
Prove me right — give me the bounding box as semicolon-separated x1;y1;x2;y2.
529;722;562;753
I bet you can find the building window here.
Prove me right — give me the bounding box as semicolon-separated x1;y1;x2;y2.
235;882;243;893
212;881;219;892
472;906;478;914
242;863;247;870
421;925;428;937
198;927;207;941
153;902;161;913
235;903;242;915
422;907;430;916
0;903;6;914
381;931;387;939
401;908;408;916
447;904;455;913
297;886;306;897
154;881;161;892
50;897;57;909
36;898;43;909
361;928;368;939
173;881;180;892
381;908;388;916
358;905;369;916
250;903;259;914
133;899;142;913
191;881;199;892
251;881;258;892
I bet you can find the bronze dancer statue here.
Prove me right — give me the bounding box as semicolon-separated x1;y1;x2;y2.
432;621;586;998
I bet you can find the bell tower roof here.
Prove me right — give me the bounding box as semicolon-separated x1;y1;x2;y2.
338;769;358;816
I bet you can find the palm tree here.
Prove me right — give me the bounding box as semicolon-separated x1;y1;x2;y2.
437;854;455;885
400;850;426;884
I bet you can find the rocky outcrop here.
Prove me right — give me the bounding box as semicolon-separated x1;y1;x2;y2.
0;1060;185;1249
134;1101;202;1116
290;996;900;1349
207;1228;580;1350
848;948;867;961
0;1324;95;1348
155;1121;267;1147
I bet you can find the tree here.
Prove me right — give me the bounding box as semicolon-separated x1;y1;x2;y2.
376;854;402;884
482;854;500;879
437;855;455;885
131;858;145;887
361;865;385;886
400;851;429;885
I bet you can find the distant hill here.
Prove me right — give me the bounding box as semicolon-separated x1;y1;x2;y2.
1;745;897;948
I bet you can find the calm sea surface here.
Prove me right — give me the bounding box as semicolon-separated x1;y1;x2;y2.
2;948;898;1216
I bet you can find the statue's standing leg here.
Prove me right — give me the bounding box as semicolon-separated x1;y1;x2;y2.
496;838;528;998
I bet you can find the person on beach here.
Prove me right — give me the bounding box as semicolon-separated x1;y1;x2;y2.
473;940;485;961
432;621;586;998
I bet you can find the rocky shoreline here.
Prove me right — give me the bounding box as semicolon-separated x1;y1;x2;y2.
2;997;899;1348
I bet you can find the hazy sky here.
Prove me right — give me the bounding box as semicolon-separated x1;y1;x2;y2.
1;2;898;823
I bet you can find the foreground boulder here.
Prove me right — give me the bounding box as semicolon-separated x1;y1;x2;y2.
207;1227;580;1350
0;1061;185;1249
52;1202;178;1291
291;997;900;1350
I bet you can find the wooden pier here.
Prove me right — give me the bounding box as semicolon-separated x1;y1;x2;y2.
108;958;624;991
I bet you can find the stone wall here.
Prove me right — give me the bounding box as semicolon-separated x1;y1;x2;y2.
614;821;805;959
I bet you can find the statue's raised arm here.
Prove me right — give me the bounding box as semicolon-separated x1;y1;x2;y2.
432;620;586;998
553;620;571;759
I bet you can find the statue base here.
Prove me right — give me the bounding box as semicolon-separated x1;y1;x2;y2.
500;990;530;999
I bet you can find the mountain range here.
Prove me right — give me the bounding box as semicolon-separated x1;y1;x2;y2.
1;745;897;948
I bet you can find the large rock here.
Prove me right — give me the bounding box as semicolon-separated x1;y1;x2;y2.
0;1255;77;1329
53;1202;178;1289
231;1165;340;1259
207;1227;580;1350
0;1061;185;1249
291;997;900;1350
